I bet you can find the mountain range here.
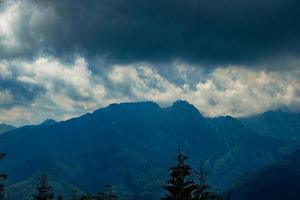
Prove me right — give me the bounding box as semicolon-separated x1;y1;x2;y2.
0;100;299;200
0;123;15;134
241;108;300;142
230;149;300;200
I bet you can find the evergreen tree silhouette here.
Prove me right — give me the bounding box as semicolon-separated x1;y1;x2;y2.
33;173;54;200
57;194;63;200
217;193;230;200
161;149;195;200
96;185;117;200
226;192;231;200
0;153;7;200
79;194;90;200
70;188;79;200
193;160;217;200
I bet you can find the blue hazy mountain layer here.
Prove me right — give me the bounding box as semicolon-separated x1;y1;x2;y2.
230;149;300;200
0;123;15;134
0;101;290;200
241;108;300;141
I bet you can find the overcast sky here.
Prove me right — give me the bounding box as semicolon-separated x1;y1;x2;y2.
1;0;300;126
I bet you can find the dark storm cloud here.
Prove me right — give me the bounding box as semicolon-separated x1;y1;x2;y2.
2;0;300;125
2;0;300;66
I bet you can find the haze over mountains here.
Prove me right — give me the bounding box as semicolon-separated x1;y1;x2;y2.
0;100;299;200
241;109;300;141
0;124;15;134
230;149;300;200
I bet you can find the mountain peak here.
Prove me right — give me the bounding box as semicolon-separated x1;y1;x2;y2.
276;105;291;113
172;100;198;110
261;106;293;117
104;101;161;111
93;101;161;116
40;119;57;126
168;100;202;116
172;99;190;106
110;101;159;107
0;123;11;126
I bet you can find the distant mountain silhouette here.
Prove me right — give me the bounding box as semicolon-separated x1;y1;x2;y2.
241;108;300;141
0;123;15;134
39;119;58;126
0;100;289;200
230;149;300;200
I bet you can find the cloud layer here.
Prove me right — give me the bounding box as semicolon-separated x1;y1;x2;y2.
0;56;106;124
0;56;300;125
1;0;300;125
1;0;300;66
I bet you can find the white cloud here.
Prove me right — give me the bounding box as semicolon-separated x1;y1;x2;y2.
0;106;33;125
0;90;13;106
0;61;12;78
108;64;300;117
0;0;59;55
1;55;300;126
0;56;106;125
108;65;184;103
0;2;21;48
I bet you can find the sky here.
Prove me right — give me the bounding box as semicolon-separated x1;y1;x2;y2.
0;0;300;126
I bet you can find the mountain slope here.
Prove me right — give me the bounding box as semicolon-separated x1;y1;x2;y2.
39;119;58;126
0;100;286;199
230;149;300;200
0;123;15;134
6;175;83;200
241;109;300;141
207;116;285;187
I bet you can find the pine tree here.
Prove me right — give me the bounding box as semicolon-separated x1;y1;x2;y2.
79;194;90;200
193;160;217;200
96;185;117;200
226;192;231;200
33;173;54;200
0;153;7;200
161;149;195;200
216;193;230;200
70;188;79;200
57;194;63;200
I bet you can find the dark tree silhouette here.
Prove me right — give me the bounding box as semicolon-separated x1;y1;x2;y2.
57;194;63;200
193;160;217;200
79;194;91;200
96;185;117;200
161;149;195;200
33;174;54;200
217;193;231;200
70;189;79;200
0;153;7;200
226;193;231;200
